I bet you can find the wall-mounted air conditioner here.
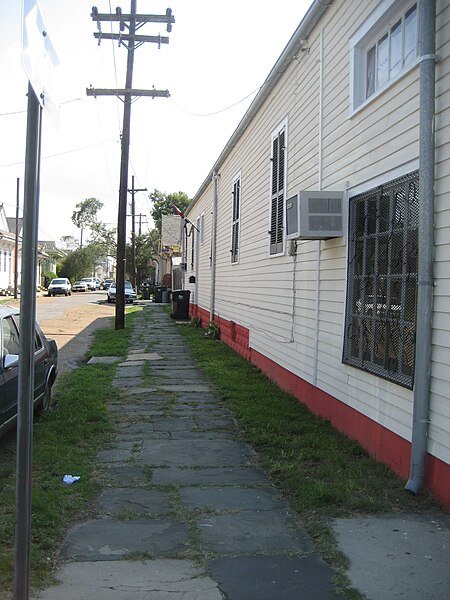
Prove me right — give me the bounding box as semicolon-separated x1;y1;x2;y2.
286;190;343;240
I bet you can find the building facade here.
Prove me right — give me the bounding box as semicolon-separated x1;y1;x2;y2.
183;0;450;508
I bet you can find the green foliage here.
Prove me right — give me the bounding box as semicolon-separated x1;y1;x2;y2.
43;271;57;287
190;316;202;328
0;309;142;592
71;197;103;231
58;247;96;280
178;325;437;518
149;189;190;232
204;321;220;339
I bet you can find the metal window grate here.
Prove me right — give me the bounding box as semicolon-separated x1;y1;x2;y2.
343;171;419;388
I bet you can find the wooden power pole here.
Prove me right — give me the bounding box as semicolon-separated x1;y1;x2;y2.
88;2;174;329
128;175;147;290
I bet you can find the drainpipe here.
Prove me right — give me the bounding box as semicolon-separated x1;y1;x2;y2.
405;0;436;495
209;171;219;324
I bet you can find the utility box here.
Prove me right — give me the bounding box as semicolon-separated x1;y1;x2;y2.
171;289;191;320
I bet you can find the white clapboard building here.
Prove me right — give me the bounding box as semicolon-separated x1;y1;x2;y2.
182;0;449;509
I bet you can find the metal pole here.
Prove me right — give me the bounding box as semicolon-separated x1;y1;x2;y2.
14;177;20;299
405;0;436;495
131;176;136;290
115;0;136;330
14;82;42;600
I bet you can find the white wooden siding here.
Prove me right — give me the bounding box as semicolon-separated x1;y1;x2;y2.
186;0;450;468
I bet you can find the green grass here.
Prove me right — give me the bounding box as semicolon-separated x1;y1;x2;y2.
0;307;142;593
176;321;440;597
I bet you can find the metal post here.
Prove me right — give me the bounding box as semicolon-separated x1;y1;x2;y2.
14;82;42;600
14;177;20;299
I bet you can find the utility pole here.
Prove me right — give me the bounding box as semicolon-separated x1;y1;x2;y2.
89;3;174;329
128;175;147;290
137;213;148;235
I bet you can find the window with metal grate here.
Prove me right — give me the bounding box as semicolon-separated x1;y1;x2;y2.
343;171;419;388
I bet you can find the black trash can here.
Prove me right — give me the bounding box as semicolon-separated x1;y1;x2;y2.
171;289;191;320
140;283;150;300
154;285;165;303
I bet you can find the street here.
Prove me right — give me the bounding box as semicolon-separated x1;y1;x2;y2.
34;290;115;376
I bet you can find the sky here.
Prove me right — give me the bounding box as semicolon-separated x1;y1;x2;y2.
0;0;312;244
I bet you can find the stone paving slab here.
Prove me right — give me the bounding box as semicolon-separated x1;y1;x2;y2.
151;466;269;486
126;352;164;361
208;555;339;600
180;486;290;511
105;466;149;486
98;488;171;515
59;519;189;560
110;404;165;416
113;377;144;388
115;365;144;378
87;356;121;365
32;560;223;600
97;448;133;463
197;511;314;555
139;438;255;467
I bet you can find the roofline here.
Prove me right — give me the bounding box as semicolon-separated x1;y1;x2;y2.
186;0;332;214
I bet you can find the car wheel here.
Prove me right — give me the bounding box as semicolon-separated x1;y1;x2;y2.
65;291;68;296
107;297;111;303
47;292;52;297
42;381;52;411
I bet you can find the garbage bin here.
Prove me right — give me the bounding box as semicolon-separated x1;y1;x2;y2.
171;289;191;320
154;285;165;303
162;289;171;303
140;283;150;300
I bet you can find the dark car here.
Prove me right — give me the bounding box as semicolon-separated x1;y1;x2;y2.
0;306;58;437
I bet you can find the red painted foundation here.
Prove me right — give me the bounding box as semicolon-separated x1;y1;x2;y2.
188;303;450;510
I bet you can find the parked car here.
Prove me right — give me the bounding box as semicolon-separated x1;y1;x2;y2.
73;280;88;292
107;281;137;304
94;278;101;290
0;306;58;437
81;277;97;291
47;278;71;297
102;278;114;290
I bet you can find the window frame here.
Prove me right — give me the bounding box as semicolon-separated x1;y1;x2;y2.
231;172;241;264
342;170;419;389
269;118;288;256
349;0;419;113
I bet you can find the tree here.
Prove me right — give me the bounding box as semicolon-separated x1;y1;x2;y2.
71;197;103;248
60;235;79;251
59;247;96;281
149;189;190;233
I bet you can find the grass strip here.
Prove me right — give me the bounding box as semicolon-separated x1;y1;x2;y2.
176;321;439;596
0;307;141;593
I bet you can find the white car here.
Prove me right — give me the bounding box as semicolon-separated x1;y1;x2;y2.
81;277;97;291
47;278;71;297
107;281;137;304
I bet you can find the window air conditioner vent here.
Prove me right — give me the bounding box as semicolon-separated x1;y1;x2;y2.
286;190;343;240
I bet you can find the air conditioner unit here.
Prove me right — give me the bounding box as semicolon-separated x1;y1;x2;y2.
286;190;343;240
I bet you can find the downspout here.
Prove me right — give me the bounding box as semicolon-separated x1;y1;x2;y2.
209;171;219;324
405;0;436;495
313;29;324;387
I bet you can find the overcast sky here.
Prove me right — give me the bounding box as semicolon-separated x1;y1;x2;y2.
0;0;312;243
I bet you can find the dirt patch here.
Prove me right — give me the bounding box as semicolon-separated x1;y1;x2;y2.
37;301;115;376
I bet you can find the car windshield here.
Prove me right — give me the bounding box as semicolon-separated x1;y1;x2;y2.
52;279;66;284
125;282;133;289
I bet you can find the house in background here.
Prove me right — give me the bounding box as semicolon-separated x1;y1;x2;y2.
0;206;17;295
183;0;449;508
159;214;182;289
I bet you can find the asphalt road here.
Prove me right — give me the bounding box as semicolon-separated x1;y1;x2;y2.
35;289;108;321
